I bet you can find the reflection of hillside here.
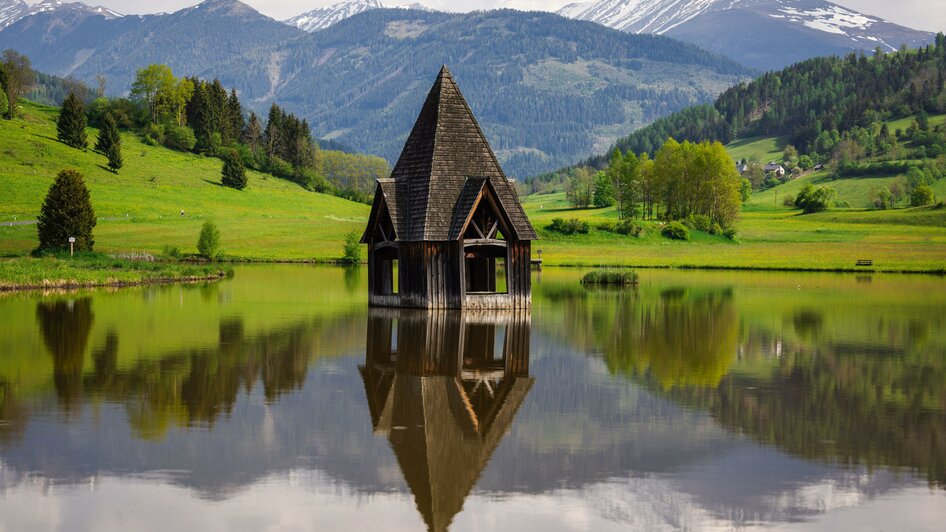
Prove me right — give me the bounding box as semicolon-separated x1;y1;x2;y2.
535;277;946;489
361;310;534;532
669;339;946;488
16;302;367;442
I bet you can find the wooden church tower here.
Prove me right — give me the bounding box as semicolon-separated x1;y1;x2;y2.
361;66;537;309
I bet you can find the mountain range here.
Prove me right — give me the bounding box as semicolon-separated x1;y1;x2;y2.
557;0;935;70
285;0;435;33
0;0;119;29
0;0;752;178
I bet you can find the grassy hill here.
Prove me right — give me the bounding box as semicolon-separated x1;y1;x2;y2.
1;99;944;272
0;101;369;260
522;190;946;272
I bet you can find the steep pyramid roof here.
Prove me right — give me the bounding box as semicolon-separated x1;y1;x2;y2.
383;66;537;242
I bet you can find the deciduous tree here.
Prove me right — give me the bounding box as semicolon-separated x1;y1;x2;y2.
1;49;35;119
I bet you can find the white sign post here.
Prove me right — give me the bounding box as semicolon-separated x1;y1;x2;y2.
68;237;76;257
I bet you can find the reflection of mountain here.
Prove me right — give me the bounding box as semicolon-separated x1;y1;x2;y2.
361;310;533;532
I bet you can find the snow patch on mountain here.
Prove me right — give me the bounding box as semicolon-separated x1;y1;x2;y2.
556;0;738;34
0;0;28;29
285;0;436;33
285;0;384;32
26;0;122;19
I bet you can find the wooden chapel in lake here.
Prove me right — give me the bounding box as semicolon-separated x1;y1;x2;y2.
361;66;537;309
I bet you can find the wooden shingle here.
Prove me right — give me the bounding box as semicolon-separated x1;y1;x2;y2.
381;66;537;242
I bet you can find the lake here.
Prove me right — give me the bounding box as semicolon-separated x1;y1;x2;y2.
1;266;944;531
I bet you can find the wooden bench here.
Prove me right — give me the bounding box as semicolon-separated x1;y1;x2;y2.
856;259;873;267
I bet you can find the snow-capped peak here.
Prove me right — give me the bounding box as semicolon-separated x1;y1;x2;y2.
25;0;122;19
0;0;28;29
285;0;385;33
284;0;436;33
556;0;738;35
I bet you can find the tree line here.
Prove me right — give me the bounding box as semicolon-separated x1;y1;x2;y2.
563;138;746;231
1;50;389;201
597;35;946;165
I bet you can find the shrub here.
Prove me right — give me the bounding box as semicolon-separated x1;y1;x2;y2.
36;169;97;253
581;269;639;285
197;220;221;260
723;227;738;240
911;185;936;207
144;123;165;146
267;156;294;179
595;221;616;233
782;195;795;207
161;245;181;259
794;183;837;214
710;223;722;235
342;231;361;264
163;124;197;151
661;222;690;241
616;219;644;237
687;214;712;232
548;218;590;235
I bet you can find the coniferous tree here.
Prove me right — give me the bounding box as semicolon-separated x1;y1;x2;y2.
106;140;123;172
227;88;244;143
243;112;262;151
36;169;97;252
96;112;123;172
57;92;88;149
94;112;120;154
221;151;247;190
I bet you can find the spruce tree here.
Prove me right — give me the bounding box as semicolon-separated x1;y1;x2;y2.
221;151;247;190
36;169;97;253
94;112;120;154
95;112;123;172
57;92;87;149
106;142;123;172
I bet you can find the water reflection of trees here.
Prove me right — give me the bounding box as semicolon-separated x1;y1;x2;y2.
28;298;365;440
543;286;739;389
670;342;946;488
36;298;95;411
361;310;534;532
539;281;946;488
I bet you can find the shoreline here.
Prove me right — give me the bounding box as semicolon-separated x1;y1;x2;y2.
0;271;230;293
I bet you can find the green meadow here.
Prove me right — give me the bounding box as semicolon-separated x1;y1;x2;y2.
0;101;368;261
1;100;945;274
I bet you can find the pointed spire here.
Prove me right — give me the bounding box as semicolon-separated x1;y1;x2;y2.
384;67;537;241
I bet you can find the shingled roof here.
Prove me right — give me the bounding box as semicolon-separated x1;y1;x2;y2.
367;66;537;243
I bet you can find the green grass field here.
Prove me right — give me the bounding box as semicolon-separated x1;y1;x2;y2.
0;101;369;260
725;135;788;163
1;100;945;273
523;191;946;271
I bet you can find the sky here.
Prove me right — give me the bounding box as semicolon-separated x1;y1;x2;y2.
23;0;946;32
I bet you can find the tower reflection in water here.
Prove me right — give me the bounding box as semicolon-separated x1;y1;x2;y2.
360;309;534;532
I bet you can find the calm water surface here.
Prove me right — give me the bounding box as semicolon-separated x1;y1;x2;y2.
0;266;944;531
